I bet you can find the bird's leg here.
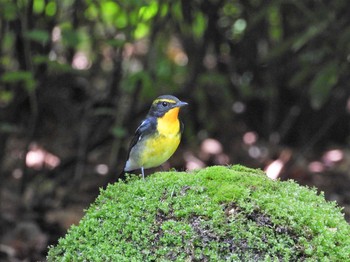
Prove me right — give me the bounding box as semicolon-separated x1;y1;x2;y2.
141;167;145;180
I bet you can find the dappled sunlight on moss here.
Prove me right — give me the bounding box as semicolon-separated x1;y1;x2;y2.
48;165;350;261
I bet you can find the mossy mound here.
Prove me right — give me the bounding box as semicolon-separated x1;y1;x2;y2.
47;165;350;261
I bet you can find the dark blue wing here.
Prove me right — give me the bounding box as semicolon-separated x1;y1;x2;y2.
127;117;157;154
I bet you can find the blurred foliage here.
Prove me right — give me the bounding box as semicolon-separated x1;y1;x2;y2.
0;0;350;192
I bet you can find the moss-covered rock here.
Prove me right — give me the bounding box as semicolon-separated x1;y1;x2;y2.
47;165;350;261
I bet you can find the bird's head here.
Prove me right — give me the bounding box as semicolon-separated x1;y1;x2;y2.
148;95;188;118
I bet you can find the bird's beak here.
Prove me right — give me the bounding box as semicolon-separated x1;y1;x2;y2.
177;101;188;107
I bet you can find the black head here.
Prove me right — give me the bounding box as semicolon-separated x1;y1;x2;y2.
148;95;188;117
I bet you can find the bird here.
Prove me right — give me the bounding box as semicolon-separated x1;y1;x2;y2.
121;95;188;179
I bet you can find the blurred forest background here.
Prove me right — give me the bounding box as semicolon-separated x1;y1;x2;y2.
1;0;350;260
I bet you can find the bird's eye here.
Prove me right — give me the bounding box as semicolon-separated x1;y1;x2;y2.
162;102;168;107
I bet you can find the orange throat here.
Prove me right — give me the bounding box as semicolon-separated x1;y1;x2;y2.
157;107;180;135
163;107;180;122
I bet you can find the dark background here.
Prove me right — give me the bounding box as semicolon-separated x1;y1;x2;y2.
1;0;350;261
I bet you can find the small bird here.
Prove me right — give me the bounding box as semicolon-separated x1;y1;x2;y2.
122;95;188;179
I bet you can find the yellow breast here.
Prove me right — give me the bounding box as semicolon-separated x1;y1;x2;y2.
141;107;181;169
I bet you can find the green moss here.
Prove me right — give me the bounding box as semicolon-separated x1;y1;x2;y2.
47;165;350;261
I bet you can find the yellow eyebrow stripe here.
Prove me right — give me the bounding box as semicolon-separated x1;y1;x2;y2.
153;98;176;104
